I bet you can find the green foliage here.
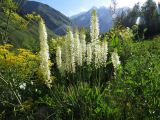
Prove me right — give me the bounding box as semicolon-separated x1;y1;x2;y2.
42;26;160;119
107;37;160;119
141;0;160;36
0;12;56;51
106;26;133;63
0;32;160;119
0;44;40;119
0;2;160;118
120;3;141;27
119;0;160;37
0;0;17;11
0;0;56;51
39;82;119;120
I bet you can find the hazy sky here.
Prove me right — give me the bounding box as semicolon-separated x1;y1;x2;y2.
31;0;154;17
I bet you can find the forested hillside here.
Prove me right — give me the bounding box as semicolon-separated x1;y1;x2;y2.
17;0;71;35
0;11;55;51
0;0;72;51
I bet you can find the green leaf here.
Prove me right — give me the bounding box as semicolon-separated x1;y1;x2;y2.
125;80;135;85
111;36;119;47
115;89;124;93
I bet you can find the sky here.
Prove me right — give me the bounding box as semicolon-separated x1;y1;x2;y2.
32;0;156;17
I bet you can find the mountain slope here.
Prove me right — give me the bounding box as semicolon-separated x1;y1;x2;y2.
71;7;113;33
0;0;72;51
18;0;71;35
0;12;56;51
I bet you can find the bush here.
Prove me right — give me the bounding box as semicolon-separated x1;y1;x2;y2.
0;44;40;119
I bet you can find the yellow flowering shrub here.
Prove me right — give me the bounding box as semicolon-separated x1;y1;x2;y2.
0;44;39;84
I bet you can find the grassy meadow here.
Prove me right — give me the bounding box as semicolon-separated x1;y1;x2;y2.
0;0;160;119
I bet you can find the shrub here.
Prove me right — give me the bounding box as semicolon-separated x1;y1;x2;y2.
0;44;39;119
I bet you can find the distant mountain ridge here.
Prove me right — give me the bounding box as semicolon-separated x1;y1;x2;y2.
17;0;71;35
71;7;112;33
71;6;129;33
15;0;129;34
